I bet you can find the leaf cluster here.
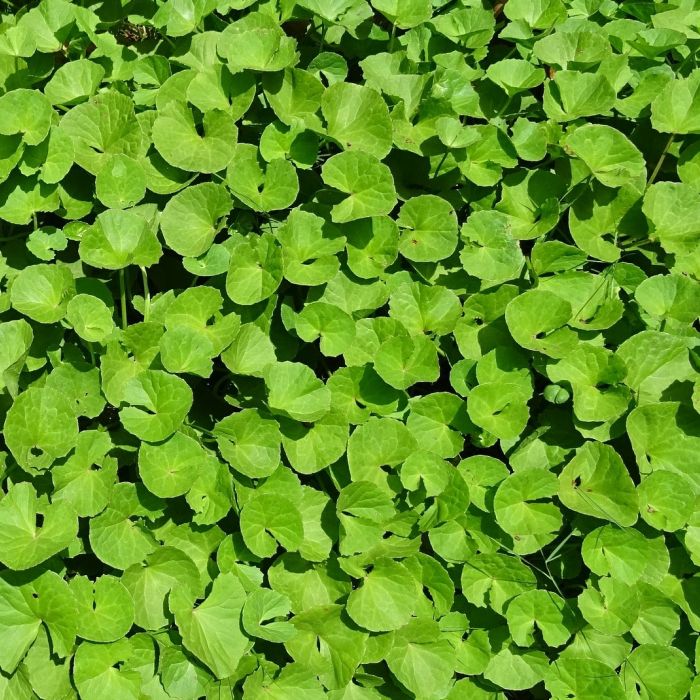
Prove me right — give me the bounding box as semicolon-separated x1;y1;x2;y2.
0;0;698;699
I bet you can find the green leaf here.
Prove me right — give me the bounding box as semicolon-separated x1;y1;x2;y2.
627;401;700;491
60;91;144;175
215;408;282;478
295;302;356;356
621;644;693;700
217;12;298;73
288;603;366;689
240;493;304;558
564;124;646;190
119;370;193;442
493;469;561;553
122;546;200;630
468;382;530;441
95;154;147;210
578;575;640;636
346;558;419;632
44;58;104;105
483;645;548;691
637;471;694;532
4;386;79;472
643;182;700;276
460;210;525;283
543;71;615;121
71;575;135;643
0;319;32;397
322;82;393;159
226;143;298;212
278;208;345;285
265;361;331;423
374;334;440;389
225;231;283;305
385;620;456;698
461;553;537;614
139;430;215;498
242;588;295;642
170;572;250;679
152;103;237;173
545;656;626;700
79;208;162;270
398;195;459;263
52;430;117;518
0;89;53;145
503;0;566;29
0;482;77;570
635;273;700;325
10;262;75;324
322;150;398;223
0;574;42;673
487;59;544;94
505;289;577;358
21;626;73;700
73;638;144;700
506;589;575;647
161;182;231;258
558;442;638;526
371;0;431;29
651;71;700;134
88;484;160;570
280;411;348;474
534;26;610;68
581;525;668;585
67;293;115;343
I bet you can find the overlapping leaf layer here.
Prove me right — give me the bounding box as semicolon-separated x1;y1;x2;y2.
0;0;699;698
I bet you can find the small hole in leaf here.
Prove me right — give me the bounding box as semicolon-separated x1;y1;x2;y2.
572;476;581;489
30;446;43;458
35;513;44;528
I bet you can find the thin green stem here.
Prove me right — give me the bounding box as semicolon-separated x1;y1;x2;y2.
647;133;675;187
545;529;576;564
139;265;150;323
433;151;449;178
119;269;128;331
570;262;616;325
317;21;326;53
496;95;513;118
389;23;396;52
159;31;176;49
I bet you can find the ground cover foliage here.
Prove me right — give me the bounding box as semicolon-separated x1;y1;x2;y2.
0;0;699;697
